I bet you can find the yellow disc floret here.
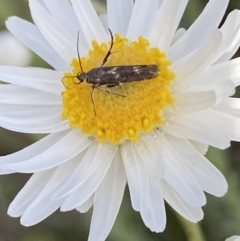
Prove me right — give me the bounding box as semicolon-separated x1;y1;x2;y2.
62;34;175;145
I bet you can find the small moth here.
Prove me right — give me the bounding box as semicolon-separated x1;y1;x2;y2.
74;29;159;115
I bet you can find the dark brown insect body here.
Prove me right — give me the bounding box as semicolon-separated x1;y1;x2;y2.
77;65;159;87
73;29;159;115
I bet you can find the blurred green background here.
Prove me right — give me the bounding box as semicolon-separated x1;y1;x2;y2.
0;0;240;241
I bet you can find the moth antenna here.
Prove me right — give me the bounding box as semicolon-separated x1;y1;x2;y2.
77;31;84;72
101;28;114;67
61;75;76;88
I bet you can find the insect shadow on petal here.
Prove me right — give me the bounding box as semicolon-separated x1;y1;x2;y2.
62;29;159;116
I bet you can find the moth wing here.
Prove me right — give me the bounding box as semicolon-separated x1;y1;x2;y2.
103;65;159;83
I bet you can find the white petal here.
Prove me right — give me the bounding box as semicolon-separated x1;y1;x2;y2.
61;152;118;211
76;195;94;213
99;14;108;32
133;135;165;178
88;151;126;241
226;236;240;241
215;10;240;64
214;98;240;118
121;142;142;211
157;133;206;207
193;57;240;88
127;0;159;39
20;155;85;226
216;41;240;65
4;130;90;173
0;66;64;95
162;180;204;222
189;140;209;155
174;91;216;113
107;0;133;35
190;110;240;142
0;131;67;170
0;30;31;66
6;17;68;71
0;107;68;134
169;0;229;61
21;200;62;226
212;81;236;104
171;28;186;46
8;169;56;217
187;80;235;105
0;104;60;116
134;153;166;232
164;112;231;149
51;141;117;199
165;135;228;197
29;0;87;64
148;0;188;53
42;0;86;45
0;84;61;105
172;30;222;86
71;0;108;48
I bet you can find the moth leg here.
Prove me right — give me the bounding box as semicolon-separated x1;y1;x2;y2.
73;77;81;84
91;86;97;116
95;86;126;97
106;83;119;88
101;29;114;67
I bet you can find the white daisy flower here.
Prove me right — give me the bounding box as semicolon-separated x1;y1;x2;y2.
0;0;240;240
226;236;240;241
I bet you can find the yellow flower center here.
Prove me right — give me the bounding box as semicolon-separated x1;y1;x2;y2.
61;34;175;145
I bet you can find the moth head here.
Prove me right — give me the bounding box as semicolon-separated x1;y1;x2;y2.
77;72;88;83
